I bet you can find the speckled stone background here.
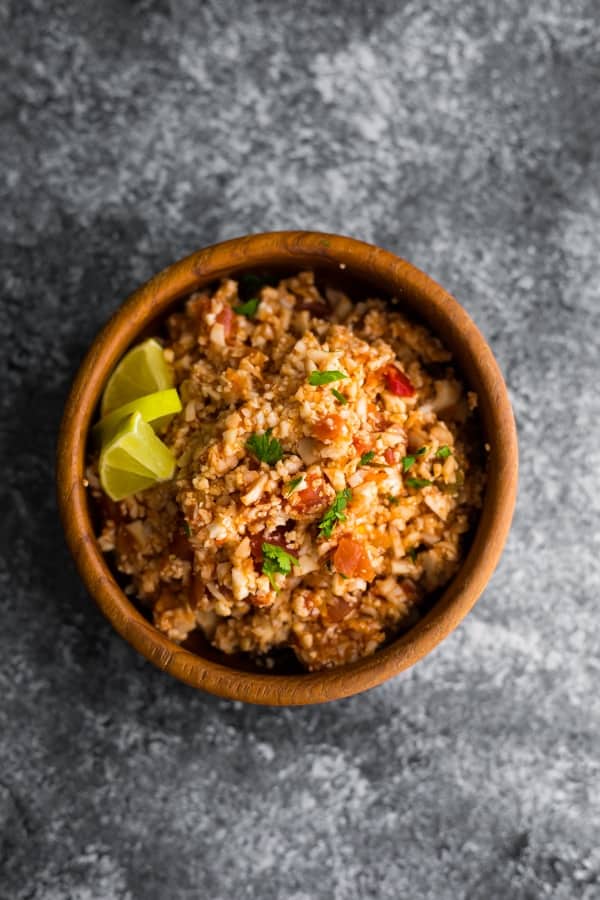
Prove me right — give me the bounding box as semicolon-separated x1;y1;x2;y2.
2;1;600;898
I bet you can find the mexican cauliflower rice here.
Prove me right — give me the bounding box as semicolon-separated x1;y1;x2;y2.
88;271;485;671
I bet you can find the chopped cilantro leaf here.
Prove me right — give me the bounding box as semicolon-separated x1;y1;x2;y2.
234;297;260;317
318;488;352;539
388;495;400;505
331;388;348;405
262;542;299;591
245;429;283;465
285;476;303;495
405;477;432;489
435;445;452;459
407;548;418;562
308;370;348;386
358;451;375;467
403;447;427;471
182;521;191;538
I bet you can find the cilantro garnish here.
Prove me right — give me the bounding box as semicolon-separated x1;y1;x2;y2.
234;297;260;318
285;476;303;495
245;429;283;465
405;477;432;489
407;548;418;562
182;521;191;538
402;455;416;472
308;370;348;386
331;388;348;405
318;488;352;539
388;495;400;505
358;451;375;467
435;445;452;459
262;542;299;591
402;447;427;471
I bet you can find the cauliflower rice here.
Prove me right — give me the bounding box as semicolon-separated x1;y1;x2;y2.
88;271;485;671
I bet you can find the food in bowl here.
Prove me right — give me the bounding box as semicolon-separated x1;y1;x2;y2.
87;270;485;671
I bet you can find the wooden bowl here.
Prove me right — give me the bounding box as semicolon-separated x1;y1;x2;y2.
57;231;518;705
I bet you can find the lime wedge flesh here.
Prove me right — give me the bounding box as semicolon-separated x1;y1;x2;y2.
92;388;182;447
101;339;175;415
99;411;177;501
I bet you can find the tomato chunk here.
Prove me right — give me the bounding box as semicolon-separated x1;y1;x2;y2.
384;447;397;465
311;414;348;443
385;365;415;397
352;435;370;455
216;304;234;341
333;537;375;581
250;526;292;563
291;472;329;515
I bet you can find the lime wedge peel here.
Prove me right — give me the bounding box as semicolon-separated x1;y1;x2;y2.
92;388;182;447
101;339;175;415
99;412;177;501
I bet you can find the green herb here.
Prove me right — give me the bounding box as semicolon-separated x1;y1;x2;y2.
318;488;352;539
262;542;299;591
388;495;400;505
182;521;191;538
331;388;348;405
285;476;303;495
245;429;283;465
403;447;428;471
234;297;260;318
358;450;375;467
405;477;432;489
435;445;452;459
308;370;348;386
407;548;418;562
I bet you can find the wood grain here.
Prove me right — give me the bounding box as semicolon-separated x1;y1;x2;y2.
56;231;518;706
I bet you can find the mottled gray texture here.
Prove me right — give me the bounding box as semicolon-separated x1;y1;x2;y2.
1;0;599;897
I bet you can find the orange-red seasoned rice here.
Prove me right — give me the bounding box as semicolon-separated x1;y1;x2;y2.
88;271;485;670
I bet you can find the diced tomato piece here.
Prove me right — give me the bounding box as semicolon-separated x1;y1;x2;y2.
352;435;370;455
385;365;415;397
216;304;234;341
333;537;375;581
384;447;397;465
311;414;348;443
250;526;291;563
291;472;329;515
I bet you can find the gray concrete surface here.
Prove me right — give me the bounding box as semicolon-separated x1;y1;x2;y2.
2;1;599;898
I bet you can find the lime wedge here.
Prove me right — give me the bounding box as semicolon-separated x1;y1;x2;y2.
99;411;177;501
92;388;182;447
101;339;175;416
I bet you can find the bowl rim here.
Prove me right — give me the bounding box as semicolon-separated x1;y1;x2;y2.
56;230;518;705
